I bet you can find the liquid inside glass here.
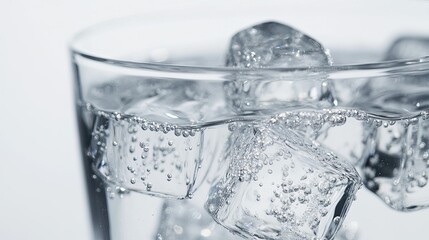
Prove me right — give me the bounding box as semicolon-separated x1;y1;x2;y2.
76;61;429;239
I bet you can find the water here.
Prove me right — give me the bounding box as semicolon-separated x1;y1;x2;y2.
77;77;429;239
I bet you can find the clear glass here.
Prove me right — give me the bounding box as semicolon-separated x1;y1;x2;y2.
71;2;429;240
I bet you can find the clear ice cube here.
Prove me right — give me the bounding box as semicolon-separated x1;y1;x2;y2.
206;123;362;240
354;37;429;211
385;36;429;60
363;117;429;211
86;79;230;199
156;200;243;240
226;21;332;68
89;113;204;199
224;21;335;113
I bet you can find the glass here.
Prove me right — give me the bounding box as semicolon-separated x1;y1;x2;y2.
71;2;429;240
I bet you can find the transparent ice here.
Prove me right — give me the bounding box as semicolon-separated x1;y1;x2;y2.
206;123;362;240
87;78;228;199
384;36;429;61
226;21;332;68
354;38;429;211
224;21;336;113
89;113;203;199
362;116;429;211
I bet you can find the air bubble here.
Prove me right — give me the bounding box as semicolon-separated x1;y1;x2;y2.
114;113;121;121
129;146;135;153
189;129;196;136
182;130;189;137
174;129;182;136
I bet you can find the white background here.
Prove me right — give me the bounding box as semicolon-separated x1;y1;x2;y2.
1;1;429;240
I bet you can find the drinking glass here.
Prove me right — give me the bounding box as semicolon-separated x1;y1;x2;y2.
71;2;429;240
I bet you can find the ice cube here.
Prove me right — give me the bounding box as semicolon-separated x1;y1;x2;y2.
86;78;231;199
352;37;429;211
316;117;376;167
385;36;429;60
327;37;429;167
224;21;335;113
89;113;204;199
226;21;332;68
156;200;243;240
362;117;429;211
206;123;362;240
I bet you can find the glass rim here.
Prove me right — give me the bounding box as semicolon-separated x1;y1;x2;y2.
69;14;429;75
71;50;429;75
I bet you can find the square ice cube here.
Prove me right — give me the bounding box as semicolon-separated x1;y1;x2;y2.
226;22;332;68
224;21;335;113
385;36;429;60
206;123;361;240
90;113;204;199
363;117;429;211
